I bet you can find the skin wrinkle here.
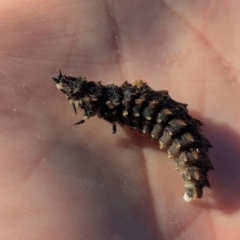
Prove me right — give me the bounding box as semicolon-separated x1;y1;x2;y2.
162;0;238;85
122;0;164;70
181;210;214;239
173;213;201;239
18;155;44;186
216;0;234;73
204;206;217;239
108;1;174;65
201;0;218;28
5;126;49;187
100;2;163;67
103;0;125;80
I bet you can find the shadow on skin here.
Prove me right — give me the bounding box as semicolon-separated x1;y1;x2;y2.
51;110;240;239
112;111;240;214
193;118;240;214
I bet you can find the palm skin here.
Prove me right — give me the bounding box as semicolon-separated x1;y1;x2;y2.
0;0;239;239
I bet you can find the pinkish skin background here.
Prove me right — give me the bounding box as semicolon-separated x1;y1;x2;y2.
0;0;239;239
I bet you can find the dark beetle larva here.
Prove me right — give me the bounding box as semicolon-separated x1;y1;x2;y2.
52;71;214;202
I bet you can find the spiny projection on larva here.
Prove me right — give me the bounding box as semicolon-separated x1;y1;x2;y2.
52;70;214;202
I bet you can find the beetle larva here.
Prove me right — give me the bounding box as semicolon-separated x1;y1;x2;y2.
52;70;214;202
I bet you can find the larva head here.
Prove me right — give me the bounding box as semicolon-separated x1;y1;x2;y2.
52;70;87;99
53;70;104;117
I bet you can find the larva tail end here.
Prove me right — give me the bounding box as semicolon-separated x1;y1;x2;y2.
183;192;193;202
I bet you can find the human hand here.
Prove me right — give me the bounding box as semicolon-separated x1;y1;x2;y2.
0;0;239;239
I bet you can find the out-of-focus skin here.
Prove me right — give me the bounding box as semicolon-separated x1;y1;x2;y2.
0;0;239;239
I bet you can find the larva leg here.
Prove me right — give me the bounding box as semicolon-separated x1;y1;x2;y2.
71;102;77;115
74;115;89;126
67;97;77;115
112;122;117;134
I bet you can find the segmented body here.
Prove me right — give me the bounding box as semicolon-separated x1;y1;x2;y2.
53;71;214;202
